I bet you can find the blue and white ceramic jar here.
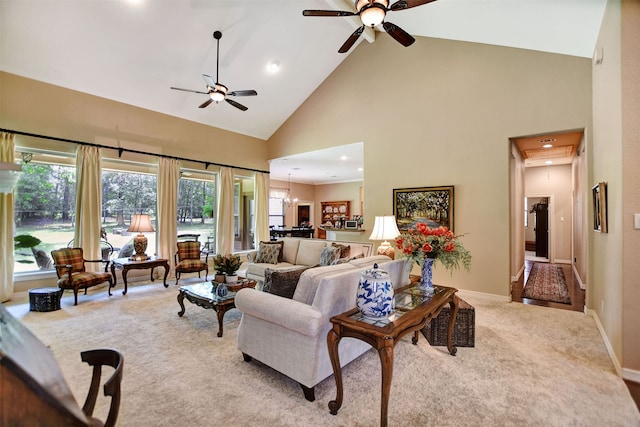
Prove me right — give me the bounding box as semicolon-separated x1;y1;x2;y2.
356;263;394;319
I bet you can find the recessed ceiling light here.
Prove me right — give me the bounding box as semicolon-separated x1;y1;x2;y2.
340;155;348;161
357;167;363;172
267;61;280;72
545;160;553;165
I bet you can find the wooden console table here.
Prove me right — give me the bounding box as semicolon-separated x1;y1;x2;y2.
327;280;459;427
110;256;169;295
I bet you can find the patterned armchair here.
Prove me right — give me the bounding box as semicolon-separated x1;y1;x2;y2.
174;241;208;285
51;247;114;305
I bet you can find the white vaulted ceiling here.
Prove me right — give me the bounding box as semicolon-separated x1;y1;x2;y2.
0;0;606;182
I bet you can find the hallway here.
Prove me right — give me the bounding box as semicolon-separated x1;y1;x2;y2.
511;259;585;312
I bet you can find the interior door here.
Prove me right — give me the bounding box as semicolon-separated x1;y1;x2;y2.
535;204;549;258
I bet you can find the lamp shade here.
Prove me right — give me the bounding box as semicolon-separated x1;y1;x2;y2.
127;214;155;233
369;215;400;259
0;162;22;194
368;215;400;241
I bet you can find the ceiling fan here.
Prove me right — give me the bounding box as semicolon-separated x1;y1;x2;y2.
303;0;437;53
170;30;257;111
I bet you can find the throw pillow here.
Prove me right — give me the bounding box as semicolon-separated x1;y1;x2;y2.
254;241;283;264
263;267;309;299
330;252;365;265
119;239;135;258
319;246;341;266
331;243;351;259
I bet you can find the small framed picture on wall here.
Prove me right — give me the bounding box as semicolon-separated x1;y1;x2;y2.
592;182;608;233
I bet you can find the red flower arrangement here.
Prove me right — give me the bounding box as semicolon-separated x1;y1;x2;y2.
395;223;471;273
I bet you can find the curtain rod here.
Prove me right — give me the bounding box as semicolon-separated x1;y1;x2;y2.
0;127;270;175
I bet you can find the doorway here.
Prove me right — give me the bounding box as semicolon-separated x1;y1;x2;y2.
297;205;310;226
525;196;550;262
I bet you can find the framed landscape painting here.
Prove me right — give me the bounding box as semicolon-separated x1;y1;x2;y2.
393;186;454;232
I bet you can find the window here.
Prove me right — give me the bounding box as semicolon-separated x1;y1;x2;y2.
177;174;216;254
234;176;255;251
14;160;76;273
12;148;222;274
102;169;157;258
268;197;284;227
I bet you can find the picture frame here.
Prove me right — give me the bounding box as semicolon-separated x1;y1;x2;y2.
592;182;608;233
393;186;454;232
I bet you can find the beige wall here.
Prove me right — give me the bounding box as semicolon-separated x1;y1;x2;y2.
268;35;592;296
592;0;624;366
525;165;573;263
621;0;640;372
0;72;268;173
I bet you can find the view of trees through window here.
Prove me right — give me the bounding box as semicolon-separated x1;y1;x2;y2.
13;158;218;274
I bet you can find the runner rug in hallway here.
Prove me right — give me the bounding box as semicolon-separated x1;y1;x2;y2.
522;262;571;304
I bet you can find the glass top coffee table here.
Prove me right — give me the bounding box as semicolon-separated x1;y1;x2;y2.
176;278;256;338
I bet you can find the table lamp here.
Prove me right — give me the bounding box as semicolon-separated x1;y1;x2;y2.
369;215;400;259
127;214;155;261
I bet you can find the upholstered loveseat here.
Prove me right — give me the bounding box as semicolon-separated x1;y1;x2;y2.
243;237;374;285
234;255;409;401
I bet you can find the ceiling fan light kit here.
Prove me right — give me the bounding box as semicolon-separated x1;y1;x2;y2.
170;30;257;112
358;0;388;27
303;0;436;53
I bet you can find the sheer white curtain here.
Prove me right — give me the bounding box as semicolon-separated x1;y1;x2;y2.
75;145;102;271
0;132;16;301
157;158;180;273
217;167;235;255
254;172;270;244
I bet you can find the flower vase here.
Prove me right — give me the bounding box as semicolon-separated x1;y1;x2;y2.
420;257;435;294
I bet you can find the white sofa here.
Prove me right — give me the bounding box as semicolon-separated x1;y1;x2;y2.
243;237;374;284
235;255;409;401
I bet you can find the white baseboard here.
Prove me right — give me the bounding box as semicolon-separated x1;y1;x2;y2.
586;308;623;376
572;264;586;290
511;263;525;283
555;259;571;264
622;367;640;383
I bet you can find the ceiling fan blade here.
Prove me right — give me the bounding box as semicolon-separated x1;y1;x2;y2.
382;21;415;47
198;98;213;109
226;98;248;111
303;10;356;17
228;90;257;97
338;25;365;53
170;87;208;95
389;0;437;11
202;74;216;87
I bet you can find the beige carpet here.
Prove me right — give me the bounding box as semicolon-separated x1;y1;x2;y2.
4;280;639;426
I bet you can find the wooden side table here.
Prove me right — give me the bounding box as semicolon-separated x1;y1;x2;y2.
327;281;459;427
110;257;169;295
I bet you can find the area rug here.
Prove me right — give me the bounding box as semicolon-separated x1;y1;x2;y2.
522;262;571;304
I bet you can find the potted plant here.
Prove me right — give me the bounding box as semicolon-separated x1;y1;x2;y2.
213;253;241;283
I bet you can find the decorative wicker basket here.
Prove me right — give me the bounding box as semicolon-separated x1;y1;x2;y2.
421;297;475;347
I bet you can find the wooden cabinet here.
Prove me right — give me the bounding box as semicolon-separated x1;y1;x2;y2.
321;201;350;228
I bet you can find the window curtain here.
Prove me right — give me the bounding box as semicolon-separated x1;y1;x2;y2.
157;158;180;274
254;172;270;244
217;167;235;255
75;146;103;272
0;132;16;302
